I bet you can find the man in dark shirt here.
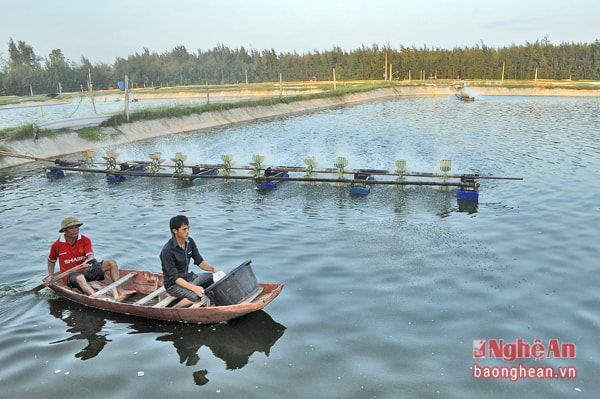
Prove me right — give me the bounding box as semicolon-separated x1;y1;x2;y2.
160;215;221;308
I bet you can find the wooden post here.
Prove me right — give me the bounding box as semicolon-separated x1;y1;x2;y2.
245;69;248;85
206;81;210;104
279;73;283;97
384;53;388;80
333;68;337;90
88;68;97;114
389;64;393;81
124;75;130;122
501;62;505;82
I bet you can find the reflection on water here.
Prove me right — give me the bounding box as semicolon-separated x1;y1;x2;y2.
47;298;285;385
456;199;479;214
48;299;110;360
387;186;470;218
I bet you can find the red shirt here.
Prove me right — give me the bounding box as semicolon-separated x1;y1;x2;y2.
48;234;94;281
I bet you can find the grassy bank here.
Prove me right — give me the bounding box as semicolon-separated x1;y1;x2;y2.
100;81;395;127
0;94;55;107
1;79;600;168
1;81;395;143
1;78;599;148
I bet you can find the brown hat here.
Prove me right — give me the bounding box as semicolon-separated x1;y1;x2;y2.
59;216;83;232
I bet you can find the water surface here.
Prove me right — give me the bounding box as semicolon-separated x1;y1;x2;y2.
1;95;598;398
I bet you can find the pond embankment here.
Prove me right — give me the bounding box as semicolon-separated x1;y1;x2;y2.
1;83;598;169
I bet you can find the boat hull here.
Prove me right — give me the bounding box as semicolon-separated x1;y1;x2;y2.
47;269;283;324
455;93;475;102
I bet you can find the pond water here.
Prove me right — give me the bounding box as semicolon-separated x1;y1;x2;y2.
1;94;599;398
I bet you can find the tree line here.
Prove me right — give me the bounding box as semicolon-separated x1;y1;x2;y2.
1;37;599;96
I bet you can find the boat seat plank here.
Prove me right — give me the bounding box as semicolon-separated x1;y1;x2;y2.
153;295;179;308
189;296;211;308
93;273;137;298
134;286;166;305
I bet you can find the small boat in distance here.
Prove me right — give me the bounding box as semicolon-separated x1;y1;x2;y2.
455;92;475;102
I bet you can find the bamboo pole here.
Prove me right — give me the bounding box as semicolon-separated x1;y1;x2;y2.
46;164;521;183
76;161;523;181
0;150;56;162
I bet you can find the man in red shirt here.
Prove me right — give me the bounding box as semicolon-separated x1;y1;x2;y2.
46;216;135;299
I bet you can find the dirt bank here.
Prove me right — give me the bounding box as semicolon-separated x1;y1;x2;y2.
0;87;427;169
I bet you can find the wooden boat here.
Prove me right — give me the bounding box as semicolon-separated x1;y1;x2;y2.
455;92;475;102
46;262;283;324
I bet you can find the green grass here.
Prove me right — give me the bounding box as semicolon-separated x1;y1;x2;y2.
0;95;60;106
101;81;396;127
76;127;103;141
0;124;36;141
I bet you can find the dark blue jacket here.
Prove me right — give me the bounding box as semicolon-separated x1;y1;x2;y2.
160;236;204;288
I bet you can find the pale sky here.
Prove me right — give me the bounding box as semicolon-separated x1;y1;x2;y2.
1;0;598;64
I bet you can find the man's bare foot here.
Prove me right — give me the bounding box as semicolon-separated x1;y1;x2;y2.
174;298;193;308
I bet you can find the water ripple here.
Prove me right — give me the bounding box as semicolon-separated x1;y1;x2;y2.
1;96;598;398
